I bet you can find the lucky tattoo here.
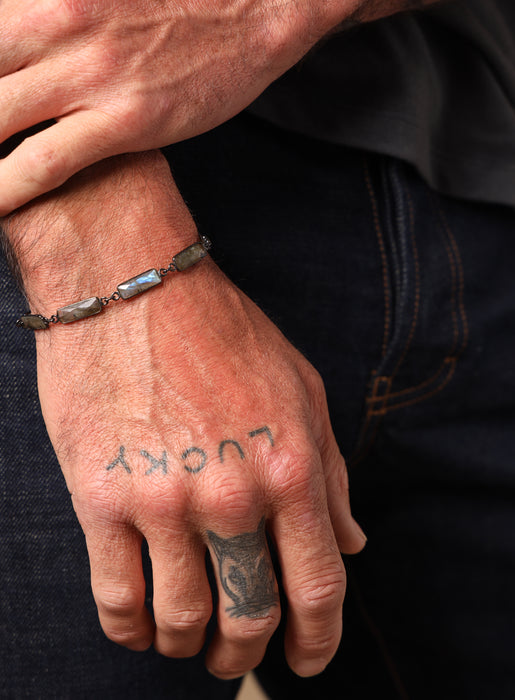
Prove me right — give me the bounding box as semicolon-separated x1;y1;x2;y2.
104;427;274;476
141;450;168;476
207;518;278;619
218;439;245;464
248;426;274;447
105;445;131;474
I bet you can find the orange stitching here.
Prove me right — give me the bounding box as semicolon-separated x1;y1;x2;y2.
367;358;454;401
369;358;457;414
367;192;466;406
349;162;393;467
350;184;469;465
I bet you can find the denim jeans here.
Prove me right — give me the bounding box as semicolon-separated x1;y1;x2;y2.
1;112;514;698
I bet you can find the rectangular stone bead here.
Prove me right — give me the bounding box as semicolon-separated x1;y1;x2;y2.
17;314;49;330
173;242;208;272
57;297;102;324
117;268;162;300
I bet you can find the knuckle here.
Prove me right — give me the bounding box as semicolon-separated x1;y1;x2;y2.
267;447;323;503
294;630;339;659
73;477;131;525
17;139;69;190
229;613;279;644
108;93;149;136
157;607;212;636
202;475;259;524
292;575;346;619
96;584;143;618
304;363;326;395
103;625;148;648
135;477;190;522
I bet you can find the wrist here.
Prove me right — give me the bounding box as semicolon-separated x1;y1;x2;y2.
2;151;202;318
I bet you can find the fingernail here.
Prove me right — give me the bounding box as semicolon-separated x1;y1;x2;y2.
294;658;328;678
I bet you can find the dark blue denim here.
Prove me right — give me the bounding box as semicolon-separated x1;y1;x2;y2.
1;111;514;698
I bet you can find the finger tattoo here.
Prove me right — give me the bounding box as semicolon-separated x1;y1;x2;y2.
208;518;278;618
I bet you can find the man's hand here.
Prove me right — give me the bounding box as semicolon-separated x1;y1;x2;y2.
0;0;440;215
4;151;366;678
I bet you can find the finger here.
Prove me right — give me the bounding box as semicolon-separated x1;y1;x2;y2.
0;110;123;215
0;63;74;145
269;455;347;677
146;531;212;658
308;375;367;554
86;522;155;651
319;430;367;554
205;517;280;679
0;11;35;77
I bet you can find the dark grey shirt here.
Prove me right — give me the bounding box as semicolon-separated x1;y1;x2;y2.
249;0;515;207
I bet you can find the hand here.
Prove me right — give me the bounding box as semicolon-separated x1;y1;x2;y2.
6;151;366;678
0;0;352;215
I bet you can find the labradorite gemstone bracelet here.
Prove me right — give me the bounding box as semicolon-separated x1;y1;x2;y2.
16;235;212;330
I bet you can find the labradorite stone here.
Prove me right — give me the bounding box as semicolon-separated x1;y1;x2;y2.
57;297;102;324
117;268;162;300
17;314;49;330
173;242;207;271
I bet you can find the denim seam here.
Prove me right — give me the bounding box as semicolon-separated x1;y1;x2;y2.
364;158;392;360
350;162;393;465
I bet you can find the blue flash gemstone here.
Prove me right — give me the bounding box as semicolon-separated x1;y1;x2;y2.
117;268;162;300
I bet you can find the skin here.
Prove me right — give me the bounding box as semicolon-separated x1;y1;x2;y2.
3;151;366;678
0;0;441;214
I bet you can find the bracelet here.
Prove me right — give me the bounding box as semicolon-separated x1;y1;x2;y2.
16;235;212;330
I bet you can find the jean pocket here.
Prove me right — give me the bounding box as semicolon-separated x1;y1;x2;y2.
350;158;469;465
